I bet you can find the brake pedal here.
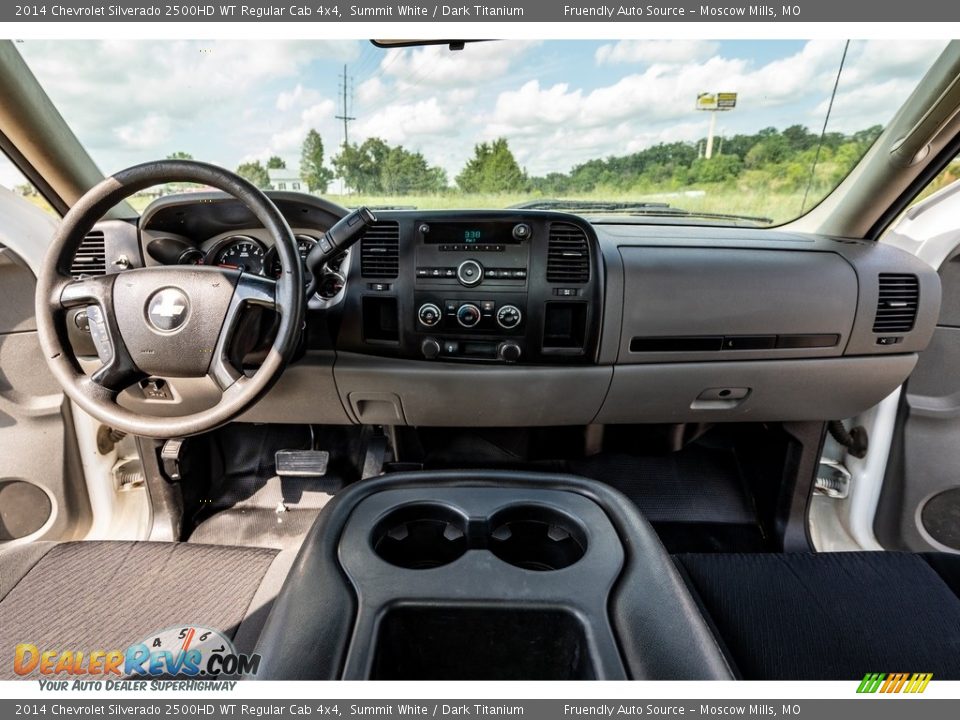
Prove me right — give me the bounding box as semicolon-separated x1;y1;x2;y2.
275;450;330;478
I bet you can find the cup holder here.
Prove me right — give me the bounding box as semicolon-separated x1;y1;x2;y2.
372;503;468;569
488;505;587;571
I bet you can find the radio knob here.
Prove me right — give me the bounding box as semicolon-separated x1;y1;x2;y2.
421;338;441;360
418;303;442;327
498;341;522;363
496;304;522;329
512;223;532;241
457;259;483;287
456;303;482;328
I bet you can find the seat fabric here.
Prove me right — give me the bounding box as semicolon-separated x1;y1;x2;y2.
0;541;285;680
675;551;960;680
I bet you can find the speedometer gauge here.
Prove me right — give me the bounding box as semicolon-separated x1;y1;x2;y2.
214;237;266;275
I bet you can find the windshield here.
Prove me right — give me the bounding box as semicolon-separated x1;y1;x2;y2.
8;39;949;225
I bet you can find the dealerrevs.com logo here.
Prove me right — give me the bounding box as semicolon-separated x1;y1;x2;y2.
13;625;260;679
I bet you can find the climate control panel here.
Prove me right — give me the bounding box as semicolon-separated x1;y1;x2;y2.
416;297;525;334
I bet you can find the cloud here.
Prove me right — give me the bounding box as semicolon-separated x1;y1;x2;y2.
596;40;721;65
115;115;172;150
11;39;949;184
354;97;462;145
16;39;357;161
380;41;540;90
276;84;324;112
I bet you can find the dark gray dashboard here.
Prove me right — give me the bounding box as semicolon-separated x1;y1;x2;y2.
81;192;941;427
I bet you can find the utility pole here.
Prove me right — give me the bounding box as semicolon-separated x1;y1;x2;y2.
335;64;355;148
335;64;355;195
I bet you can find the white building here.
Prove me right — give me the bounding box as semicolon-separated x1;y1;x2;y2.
267;168;309;193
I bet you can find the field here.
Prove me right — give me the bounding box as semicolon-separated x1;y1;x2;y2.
25;159;960;224
24;187;814;225
320;188;810;225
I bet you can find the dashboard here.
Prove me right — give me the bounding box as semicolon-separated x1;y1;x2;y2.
74;190;942;428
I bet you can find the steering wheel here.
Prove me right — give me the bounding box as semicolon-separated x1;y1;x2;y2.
35;160;304;438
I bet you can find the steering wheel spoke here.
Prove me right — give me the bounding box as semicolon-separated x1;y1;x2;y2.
209;272;279;392
55;273;113;310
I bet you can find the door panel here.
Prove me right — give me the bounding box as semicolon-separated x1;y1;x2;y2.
0;247;90;543
878;254;960;551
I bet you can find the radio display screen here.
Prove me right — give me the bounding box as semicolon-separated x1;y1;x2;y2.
423;221;518;244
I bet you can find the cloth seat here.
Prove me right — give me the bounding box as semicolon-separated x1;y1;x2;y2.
0;541;294;680
674;551;960;680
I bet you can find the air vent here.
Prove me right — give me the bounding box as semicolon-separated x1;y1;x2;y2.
873;273;919;333
70;231;106;277
360;221;400;279
547;223;590;284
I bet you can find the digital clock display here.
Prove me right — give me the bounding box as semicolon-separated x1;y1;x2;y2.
422;221;519;245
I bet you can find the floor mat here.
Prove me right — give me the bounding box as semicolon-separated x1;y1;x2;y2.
186;424;351;550
187;475;333;550
569;445;769;553
569;446;754;524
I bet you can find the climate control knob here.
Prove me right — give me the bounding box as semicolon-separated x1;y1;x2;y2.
456;303;482;328
496;304;522;329
498;341;522;363
457;259;483;287
418;303;442;327
420;338;441;359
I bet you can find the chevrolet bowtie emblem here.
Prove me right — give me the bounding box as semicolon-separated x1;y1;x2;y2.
146;288;190;332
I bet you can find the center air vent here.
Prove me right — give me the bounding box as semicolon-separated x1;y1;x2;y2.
70;231;106;277
360;221;400;279
873;273;919;333
547;223;590;284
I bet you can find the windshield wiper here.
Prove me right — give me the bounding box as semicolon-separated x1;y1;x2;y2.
510;199;774;226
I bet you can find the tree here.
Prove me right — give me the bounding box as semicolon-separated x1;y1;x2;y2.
267;156;286;170
456;138;526;193
332;138;447;194
381;146;447;194
236;161;270;189
166;151;193;160
333;138;390;193
300;130;334;193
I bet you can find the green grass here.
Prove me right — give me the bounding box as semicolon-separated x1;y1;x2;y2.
322;187;810;225
27;185;820;225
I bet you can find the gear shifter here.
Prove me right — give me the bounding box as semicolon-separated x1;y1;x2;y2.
303;206;377;296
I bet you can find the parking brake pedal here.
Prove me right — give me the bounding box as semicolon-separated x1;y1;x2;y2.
275;450;330;478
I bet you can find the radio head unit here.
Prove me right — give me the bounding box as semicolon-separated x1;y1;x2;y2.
420;220;532;246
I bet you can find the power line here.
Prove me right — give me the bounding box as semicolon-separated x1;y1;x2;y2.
801;40;850;214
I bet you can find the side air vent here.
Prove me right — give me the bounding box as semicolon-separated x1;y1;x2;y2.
70;231;106;277
360;221;400;279
547;223;590;284
873;273;919;333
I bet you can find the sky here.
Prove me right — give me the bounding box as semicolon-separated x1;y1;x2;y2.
0;38;950;190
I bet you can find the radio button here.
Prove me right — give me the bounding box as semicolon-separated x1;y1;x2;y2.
512;223;532;241
457;259;483;287
456;303;482;328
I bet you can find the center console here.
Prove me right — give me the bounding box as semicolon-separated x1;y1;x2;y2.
249;471;734;680
335;211;604;364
